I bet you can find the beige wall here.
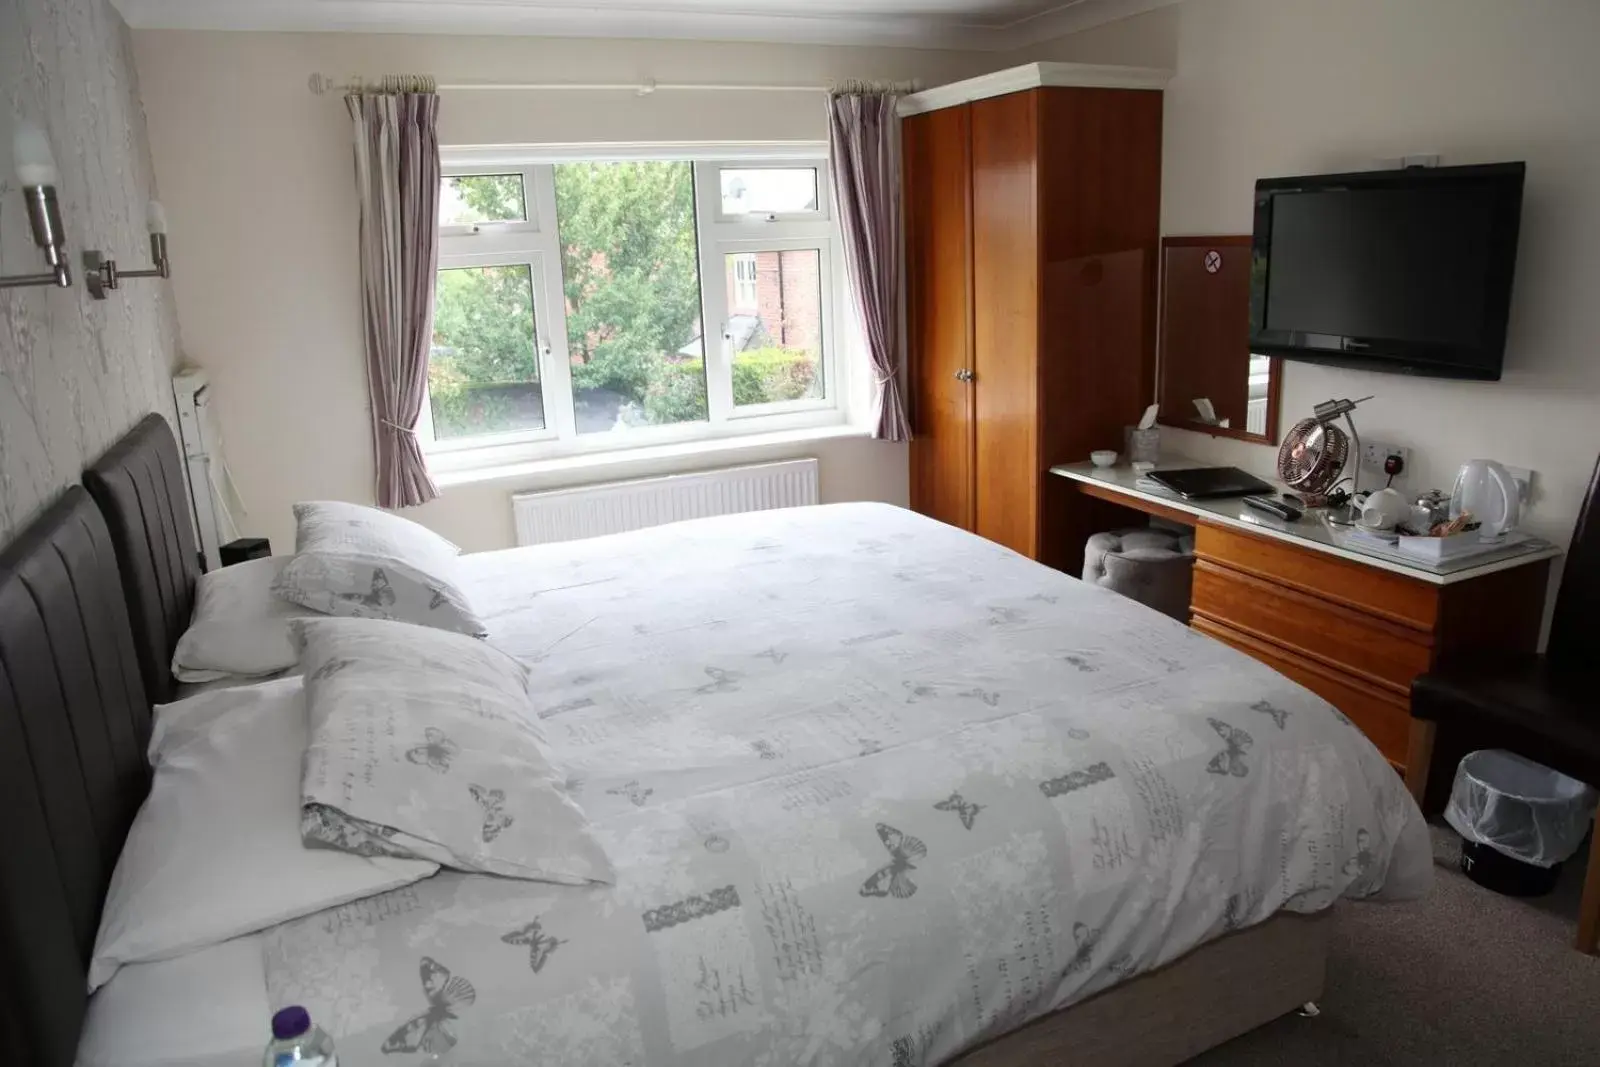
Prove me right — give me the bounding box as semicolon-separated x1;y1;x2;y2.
1022;0;1600;579
1;0;183;544
131;30;994;551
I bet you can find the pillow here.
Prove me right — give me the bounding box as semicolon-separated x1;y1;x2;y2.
78;935;269;1067
296;616;614;885
171;556;316;683
271;500;486;636
88;676;438;991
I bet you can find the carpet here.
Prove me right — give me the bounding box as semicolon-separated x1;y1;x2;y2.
1192;825;1600;1065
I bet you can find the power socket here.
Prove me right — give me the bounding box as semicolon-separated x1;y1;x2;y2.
1360;441;1410;478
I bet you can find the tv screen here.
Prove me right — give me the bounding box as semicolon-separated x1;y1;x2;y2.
1249;162;1525;380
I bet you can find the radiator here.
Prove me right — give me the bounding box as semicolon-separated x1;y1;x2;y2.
512;458;820;546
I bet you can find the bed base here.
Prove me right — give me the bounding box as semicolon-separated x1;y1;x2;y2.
953;909;1330;1067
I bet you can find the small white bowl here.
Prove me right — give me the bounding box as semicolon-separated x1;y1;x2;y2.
1090;450;1119;468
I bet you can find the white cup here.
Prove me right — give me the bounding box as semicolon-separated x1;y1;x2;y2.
1358;487;1409;531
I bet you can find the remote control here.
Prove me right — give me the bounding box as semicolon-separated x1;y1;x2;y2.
1243;495;1304;522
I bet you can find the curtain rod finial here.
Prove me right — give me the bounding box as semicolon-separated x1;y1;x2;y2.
308;73;331;95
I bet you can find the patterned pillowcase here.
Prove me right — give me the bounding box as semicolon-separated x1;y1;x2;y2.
272;501;487;637
294;616;615;885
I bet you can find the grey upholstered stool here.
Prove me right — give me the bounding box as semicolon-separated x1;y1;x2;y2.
1082;527;1196;623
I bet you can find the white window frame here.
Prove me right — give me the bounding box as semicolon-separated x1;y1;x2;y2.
421;147;844;475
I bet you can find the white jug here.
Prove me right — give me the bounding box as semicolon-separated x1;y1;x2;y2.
1450;460;1521;540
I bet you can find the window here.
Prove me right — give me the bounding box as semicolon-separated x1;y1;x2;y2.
730;253;759;310
429;263;544;438
440;174;527;228
718;167;820;219
552;160;707;433
425;152;839;469
722;248;825;409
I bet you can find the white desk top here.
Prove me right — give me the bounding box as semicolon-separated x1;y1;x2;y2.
1051;458;1562;586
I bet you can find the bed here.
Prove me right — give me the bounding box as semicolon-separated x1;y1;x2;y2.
0;416;1431;1067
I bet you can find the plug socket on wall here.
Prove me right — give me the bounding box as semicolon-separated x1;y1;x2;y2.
1359;441;1410;478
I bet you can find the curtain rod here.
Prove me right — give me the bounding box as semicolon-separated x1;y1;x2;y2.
308;74;838;96
307;74;917;96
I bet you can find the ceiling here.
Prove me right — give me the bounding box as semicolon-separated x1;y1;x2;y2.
111;0;1178;50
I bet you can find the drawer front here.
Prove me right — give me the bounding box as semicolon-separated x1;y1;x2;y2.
1193;616;1410;768
1191;561;1433;696
1195;522;1439;632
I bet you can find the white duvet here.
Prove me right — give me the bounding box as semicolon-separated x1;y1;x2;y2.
244;503;1430;1066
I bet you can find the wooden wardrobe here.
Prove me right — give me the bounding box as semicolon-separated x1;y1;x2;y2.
902;64;1166;572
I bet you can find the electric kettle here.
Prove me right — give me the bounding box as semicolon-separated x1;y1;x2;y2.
1450;460;1521;539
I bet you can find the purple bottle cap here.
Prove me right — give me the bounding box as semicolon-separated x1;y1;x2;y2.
271;1006;311;1041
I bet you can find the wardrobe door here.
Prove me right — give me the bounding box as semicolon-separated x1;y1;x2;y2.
970;90;1041;558
905;104;976;531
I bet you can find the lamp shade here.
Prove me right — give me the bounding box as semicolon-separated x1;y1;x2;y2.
12;119;58;187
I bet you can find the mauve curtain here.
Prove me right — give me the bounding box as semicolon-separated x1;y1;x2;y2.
347;86;441;508
828;89;911;442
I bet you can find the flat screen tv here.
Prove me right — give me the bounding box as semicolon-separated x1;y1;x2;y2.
1249;162;1525;381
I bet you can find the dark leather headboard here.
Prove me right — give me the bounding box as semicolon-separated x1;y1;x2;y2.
84;414;200;705
0;487;151;1067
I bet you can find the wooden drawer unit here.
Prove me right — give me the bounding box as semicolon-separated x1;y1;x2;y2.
1189;522;1551;770
1191;560;1433;697
1195;524;1438;630
1192;616;1412;765
1053;463;1556;779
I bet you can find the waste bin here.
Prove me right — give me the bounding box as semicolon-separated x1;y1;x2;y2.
1445;749;1598;897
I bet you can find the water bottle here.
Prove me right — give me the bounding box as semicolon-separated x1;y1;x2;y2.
264;1006;338;1067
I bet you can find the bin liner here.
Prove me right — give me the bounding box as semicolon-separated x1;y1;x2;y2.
1444;749;1598;868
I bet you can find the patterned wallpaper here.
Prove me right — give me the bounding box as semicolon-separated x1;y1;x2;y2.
0;0;181;544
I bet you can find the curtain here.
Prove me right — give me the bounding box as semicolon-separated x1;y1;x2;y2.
346;87;441;508
828;89;911;442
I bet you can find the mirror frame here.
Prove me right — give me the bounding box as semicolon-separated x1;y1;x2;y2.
1156;234;1284;446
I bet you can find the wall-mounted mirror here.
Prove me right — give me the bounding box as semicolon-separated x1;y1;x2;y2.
1157;235;1282;445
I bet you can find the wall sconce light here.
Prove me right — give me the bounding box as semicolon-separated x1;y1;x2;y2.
0;120;73;290
85;200;171;300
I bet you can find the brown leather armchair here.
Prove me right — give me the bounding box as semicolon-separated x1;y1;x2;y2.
1408;453;1600;953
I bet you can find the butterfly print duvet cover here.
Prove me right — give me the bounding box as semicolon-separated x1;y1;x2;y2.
262;503;1432;1067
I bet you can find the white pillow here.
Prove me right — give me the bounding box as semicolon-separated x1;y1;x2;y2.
272;500;486;637
171;556;316;683
296;616;615;885
88;676;438;991
78;935;269;1067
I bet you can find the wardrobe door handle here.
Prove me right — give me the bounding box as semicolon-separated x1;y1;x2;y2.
954;368;974;382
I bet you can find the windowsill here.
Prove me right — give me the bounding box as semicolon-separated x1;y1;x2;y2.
431;422;876;490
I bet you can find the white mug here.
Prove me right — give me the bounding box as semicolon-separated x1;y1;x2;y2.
1358;488;1410;531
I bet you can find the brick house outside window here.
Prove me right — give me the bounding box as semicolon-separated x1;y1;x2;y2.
724;249;821;352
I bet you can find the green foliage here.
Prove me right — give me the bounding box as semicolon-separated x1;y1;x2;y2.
447;174;525;224
643;361;710;424
430;264;537;387
430;386;518;439
733;347;820;406
553;162;703;403
428;261;544;439
643;349;817;424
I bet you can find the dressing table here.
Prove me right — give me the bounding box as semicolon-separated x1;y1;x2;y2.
1051;459;1561;770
